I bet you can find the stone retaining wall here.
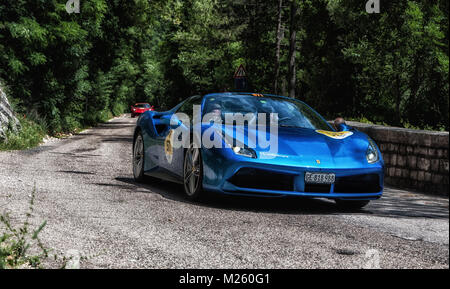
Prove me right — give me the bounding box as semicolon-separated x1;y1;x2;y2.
347;121;449;196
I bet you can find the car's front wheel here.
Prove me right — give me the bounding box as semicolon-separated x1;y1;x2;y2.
183;144;203;200
133;133;145;182
335;200;370;210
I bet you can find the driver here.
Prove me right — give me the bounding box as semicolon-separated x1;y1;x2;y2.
209;102;222;123
333;117;346;130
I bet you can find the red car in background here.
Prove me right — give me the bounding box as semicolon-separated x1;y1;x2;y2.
131;103;154;118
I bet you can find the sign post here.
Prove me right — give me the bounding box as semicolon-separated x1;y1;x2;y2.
233;64;247;90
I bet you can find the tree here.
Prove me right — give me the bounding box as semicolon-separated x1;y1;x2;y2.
274;0;285;94
288;0;299;98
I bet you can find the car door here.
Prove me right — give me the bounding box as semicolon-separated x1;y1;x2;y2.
158;95;203;179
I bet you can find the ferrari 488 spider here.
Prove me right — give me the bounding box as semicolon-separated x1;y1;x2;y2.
132;93;384;209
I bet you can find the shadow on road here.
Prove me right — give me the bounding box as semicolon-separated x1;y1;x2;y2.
95;122;135;130
59;170;96;175
115;176;366;215
101;136;133;143
114;177;449;219
368;188;449;219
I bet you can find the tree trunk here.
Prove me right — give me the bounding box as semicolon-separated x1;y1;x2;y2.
393;42;402;126
288;0;298;98
274;0;284;94
395;73;401;125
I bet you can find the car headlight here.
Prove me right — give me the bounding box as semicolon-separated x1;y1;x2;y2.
217;129;257;158
366;138;379;163
232;146;257;158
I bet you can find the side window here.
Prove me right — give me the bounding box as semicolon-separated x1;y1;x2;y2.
177;96;202;120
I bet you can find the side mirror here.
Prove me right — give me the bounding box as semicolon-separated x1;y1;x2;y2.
170;116;182;129
161;114;182;129
334;117;351;131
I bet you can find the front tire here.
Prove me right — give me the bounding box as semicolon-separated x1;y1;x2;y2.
183;144;203;200
133;133;145;182
335;200;370;210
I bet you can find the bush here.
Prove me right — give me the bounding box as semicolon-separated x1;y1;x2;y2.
0;115;46;151
111;102;127;117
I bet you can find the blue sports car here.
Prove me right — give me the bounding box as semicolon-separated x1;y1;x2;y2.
132;92;384;209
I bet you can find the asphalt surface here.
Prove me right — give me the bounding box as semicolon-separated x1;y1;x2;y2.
0;114;448;269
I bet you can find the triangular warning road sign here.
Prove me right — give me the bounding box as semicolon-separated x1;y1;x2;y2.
234;64;247;78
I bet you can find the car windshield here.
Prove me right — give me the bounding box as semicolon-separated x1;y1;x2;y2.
135;104;150;108
203;95;332;130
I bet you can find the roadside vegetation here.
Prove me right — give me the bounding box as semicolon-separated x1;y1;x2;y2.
0;114;46;151
0;187;94;269
0;0;448;151
0;187;49;269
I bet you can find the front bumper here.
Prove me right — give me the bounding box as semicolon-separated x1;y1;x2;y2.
202;148;384;200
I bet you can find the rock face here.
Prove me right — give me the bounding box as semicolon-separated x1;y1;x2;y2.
0;84;21;141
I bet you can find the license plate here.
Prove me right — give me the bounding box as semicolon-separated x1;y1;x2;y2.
305;172;335;184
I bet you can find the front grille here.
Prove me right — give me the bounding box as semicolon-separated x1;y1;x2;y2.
334;174;381;193
228;168;295;191
304;184;332;193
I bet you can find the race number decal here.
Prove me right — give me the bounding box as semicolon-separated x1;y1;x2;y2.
164;130;174;163
316;130;353;140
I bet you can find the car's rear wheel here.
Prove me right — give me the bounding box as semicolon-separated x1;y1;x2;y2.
183;144;203;200
335;200;370;210
133;133;145;182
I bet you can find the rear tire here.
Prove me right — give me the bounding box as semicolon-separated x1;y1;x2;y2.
335;200;370;210
133;133;145;182
183;144;203;200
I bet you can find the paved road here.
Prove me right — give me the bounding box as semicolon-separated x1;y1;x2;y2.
0;114;448;268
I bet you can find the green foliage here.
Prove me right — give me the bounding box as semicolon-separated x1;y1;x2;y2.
0;0;160;136
324;0;448;129
0;115;46;151
0;0;448;132
154;0;448;130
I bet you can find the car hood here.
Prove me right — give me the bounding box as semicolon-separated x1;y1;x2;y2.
218;125;378;169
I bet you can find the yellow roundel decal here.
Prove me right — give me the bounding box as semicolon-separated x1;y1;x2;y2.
164;130;174;163
316;130;353;139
